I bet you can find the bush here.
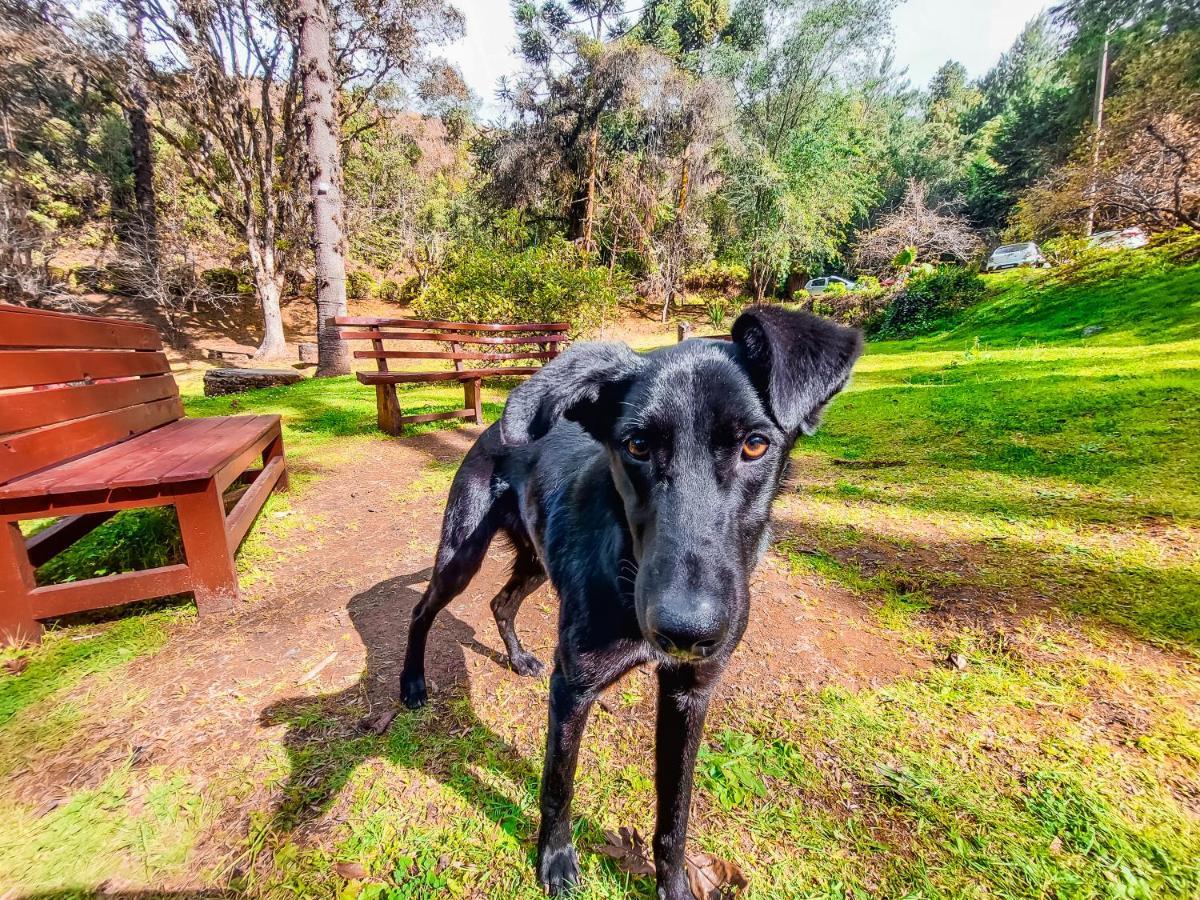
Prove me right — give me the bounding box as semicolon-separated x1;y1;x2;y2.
413;236;627;336
201;267;248;298
707;298;728;328
684;259;750;296
346;270;377;300
825;280;848;297
877;266;987;337
377;278;401;302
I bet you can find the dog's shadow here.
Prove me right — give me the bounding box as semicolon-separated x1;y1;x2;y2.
260;568;542;853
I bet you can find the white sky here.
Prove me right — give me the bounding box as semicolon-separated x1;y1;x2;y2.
436;0;1050;120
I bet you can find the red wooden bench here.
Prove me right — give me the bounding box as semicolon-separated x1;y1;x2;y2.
0;304;288;645
335;316;569;434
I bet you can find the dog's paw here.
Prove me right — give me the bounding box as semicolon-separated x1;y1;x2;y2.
537;844;580;895
510;650;546;678
400;673;427;709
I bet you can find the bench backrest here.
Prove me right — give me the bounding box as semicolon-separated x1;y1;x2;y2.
0;304;181;485
335;316;570;373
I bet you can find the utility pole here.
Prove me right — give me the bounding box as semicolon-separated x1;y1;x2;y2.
1085;34;1110;237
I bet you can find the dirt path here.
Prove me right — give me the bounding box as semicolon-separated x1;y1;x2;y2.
5;427;924;886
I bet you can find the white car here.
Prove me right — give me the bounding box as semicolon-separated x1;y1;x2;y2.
986;242;1049;272
804;275;857;294
1089;227;1149;250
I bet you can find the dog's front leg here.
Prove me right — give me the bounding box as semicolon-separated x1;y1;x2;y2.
653;664;718;900
537;664;595;895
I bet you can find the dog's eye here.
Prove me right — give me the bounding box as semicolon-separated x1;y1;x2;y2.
625;435;650;459
741;434;770;460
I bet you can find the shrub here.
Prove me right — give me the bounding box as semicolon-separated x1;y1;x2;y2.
413;236;626;336
825;280;848;297
377;278;401;302
877;266;986;337
201;267;248;298
346;270;377;300
684;259;750;296
707;298;728;328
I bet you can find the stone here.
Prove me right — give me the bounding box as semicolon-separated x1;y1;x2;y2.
203;367;302;396
298;342;319;365
1082;326;1104;337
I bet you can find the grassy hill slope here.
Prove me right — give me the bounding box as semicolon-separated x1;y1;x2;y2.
807;235;1200;645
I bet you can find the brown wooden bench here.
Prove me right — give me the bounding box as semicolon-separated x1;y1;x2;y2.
335;316;570;434
0;304;288;645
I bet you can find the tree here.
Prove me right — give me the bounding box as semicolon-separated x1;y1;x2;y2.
854;179;982;273
297;0;350;376
0;0;119;302
1009;30;1200;235
142;0;303;358
717;0;897;299
123;0;158;267
490;3;637;245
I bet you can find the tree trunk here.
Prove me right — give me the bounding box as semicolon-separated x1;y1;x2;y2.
297;0;350;377
124;0;157;266
247;222;287;358
582;125;599;253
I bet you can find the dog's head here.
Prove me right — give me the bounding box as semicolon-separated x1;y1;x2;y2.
501;305;863;663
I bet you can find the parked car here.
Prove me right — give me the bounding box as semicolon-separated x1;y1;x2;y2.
1088;226;1149;251
804;275;857;294
985;242;1049;272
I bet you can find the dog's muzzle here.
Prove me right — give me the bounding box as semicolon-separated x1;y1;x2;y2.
643;595;729;661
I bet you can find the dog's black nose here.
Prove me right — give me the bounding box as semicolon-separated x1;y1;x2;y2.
647;601;727;660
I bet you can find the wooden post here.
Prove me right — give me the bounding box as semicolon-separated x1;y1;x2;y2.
176;480;239;615
372;332;403;435
262;426;289;492
465;377;483;424
376;384;404;436
0;521;41;645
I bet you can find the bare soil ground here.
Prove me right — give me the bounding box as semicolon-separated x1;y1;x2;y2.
2;424;925;889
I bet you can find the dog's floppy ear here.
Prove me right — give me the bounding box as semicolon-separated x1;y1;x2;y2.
731;305;864;437
500;342;645;445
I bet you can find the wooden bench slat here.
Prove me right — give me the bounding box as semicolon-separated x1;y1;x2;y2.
0;374;179;436
357;368;541;385
0;349;171;390
353;350;556;362
47;417;237;497
28;564;192;619
0;396;184;486
337;330;570;345
334;316;569;333
0;416;280;500
158;415;281;486
225;454;286;552
0;304;162;350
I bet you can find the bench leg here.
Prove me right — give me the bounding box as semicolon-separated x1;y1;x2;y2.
376;383;404;436
262;427;289;492
464;377;483;425
176;481;239;615
0;521;41;646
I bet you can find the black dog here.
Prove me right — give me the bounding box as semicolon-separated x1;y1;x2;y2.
399;306;862;898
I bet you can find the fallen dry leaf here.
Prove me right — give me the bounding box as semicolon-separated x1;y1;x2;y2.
333;861;367;880
596;826;655;876
596;828;748;898
686;850;749;900
359;708;398;736
3;657;29;676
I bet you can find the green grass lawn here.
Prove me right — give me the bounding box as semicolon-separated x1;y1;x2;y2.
1;237;1198;897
